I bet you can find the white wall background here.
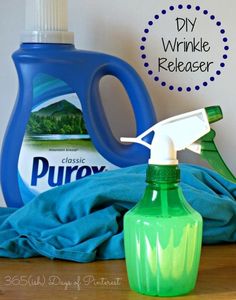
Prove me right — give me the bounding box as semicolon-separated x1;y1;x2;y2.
0;0;236;206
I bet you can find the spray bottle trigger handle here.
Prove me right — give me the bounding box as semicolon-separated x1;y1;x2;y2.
199;129;236;182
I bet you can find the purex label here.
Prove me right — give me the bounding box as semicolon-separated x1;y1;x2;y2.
31;157;107;187
18;74;117;203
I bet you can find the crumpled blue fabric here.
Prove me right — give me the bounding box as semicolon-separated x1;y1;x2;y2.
0;164;235;262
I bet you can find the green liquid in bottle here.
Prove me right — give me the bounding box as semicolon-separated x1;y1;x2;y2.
124;165;203;297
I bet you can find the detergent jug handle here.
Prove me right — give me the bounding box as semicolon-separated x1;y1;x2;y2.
85;55;157;167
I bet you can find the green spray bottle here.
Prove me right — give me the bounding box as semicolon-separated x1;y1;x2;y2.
121;106;223;297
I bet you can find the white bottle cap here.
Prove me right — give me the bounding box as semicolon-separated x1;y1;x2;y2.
148;134;178;166
21;0;74;44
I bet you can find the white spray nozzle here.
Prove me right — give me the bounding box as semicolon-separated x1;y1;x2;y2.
22;0;74;44
120;137;151;149
121;108;211;165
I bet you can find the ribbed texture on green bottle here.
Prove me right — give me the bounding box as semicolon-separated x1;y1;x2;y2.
146;165;180;184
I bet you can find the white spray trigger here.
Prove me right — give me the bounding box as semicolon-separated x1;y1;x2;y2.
121;108;211;165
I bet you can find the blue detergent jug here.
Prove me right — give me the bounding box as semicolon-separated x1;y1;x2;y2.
0;0;156;207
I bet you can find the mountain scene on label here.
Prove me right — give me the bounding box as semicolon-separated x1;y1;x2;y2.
26;100;88;135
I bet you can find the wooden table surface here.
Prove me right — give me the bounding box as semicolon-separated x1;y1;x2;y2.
0;244;235;300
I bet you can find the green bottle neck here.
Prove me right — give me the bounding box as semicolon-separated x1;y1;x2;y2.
147;182;180;190
141;181;183;207
135;165;194;217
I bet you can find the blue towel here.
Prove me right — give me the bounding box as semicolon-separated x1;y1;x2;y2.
0;164;235;262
